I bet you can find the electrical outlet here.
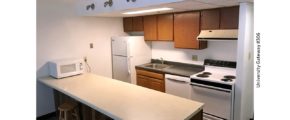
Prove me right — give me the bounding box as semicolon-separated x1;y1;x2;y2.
90;43;93;49
192;55;198;61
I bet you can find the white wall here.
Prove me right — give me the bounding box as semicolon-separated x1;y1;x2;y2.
37;0;127;116
234;2;254;120
151;41;237;65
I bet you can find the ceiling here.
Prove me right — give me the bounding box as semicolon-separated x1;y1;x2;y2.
94;0;254;17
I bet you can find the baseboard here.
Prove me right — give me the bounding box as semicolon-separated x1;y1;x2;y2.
37;111;57;120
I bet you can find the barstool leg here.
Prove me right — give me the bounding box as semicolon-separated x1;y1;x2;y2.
91;109;96;120
64;111;67;120
72;108;80;120
59;110;62;120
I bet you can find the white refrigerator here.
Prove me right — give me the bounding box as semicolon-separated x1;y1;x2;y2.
111;36;151;84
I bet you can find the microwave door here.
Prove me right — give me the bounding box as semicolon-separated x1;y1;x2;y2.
58;63;80;78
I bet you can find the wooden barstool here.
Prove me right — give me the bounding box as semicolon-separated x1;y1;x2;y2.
58;102;80;120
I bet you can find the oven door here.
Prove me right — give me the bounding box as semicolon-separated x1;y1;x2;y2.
190;81;232;120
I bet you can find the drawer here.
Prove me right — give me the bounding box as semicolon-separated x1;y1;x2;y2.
137;75;165;92
136;69;164;80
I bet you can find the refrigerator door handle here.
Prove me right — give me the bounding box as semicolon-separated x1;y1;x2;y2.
126;41;131;74
127;57;131;74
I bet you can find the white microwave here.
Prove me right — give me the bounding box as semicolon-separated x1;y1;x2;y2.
48;58;84;79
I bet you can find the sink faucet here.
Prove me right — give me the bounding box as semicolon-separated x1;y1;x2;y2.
159;57;164;64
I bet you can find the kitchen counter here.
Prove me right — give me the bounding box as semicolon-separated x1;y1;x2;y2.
136;60;204;77
38;73;203;120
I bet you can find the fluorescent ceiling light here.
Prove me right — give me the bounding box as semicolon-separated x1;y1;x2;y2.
123;8;173;15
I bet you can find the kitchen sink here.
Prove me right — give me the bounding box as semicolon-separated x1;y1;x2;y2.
143;63;170;69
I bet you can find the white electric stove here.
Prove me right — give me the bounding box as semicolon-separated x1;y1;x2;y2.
190;59;236;120
190;65;236;85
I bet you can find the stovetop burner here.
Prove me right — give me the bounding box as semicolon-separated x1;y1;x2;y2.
221;78;233;82
196;74;209;78
224;75;236;79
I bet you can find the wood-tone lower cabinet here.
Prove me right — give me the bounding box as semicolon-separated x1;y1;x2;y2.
174;11;207;49
136;69;165;92
149;79;164;92
136;75;149;87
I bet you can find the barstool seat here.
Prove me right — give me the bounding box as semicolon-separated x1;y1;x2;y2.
58;102;80;120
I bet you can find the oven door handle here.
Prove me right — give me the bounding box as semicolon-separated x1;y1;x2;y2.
190;83;231;93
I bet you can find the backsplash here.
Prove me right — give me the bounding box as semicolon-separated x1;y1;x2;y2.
151;41;237;65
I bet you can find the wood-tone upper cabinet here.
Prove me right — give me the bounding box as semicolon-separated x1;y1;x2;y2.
201;6;239;30
132;16;144;31
157;14;173;41
143;15;157;40
143;14;173;41
201;9;220;30
123;17;133;32
174;12;207;49
220;6;239;29
123;16;143;32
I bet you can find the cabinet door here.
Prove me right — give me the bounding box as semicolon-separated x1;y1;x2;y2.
220;6;239;29
136;69;164;80
143;15;157;40
137;75;148;88
201;9;220;30
158;14;173;41
123;17;133;32
174;12;206;49
132;16;144;31
149;79;164;92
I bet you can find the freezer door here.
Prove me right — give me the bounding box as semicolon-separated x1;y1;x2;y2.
112;56;131;83
112;38;127;56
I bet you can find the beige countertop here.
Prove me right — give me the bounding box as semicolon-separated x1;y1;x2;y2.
38;73;203;120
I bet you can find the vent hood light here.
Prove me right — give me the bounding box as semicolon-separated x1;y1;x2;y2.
197;29;238;41
123;8;173;15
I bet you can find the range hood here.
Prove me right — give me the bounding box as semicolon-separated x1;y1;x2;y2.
197;29;238;41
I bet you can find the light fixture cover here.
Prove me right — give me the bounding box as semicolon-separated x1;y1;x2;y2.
123;8;173;15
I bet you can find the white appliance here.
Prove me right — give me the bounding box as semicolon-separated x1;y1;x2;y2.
197;29;238;41
48;58;84;79
190;59;236;120
165;74;191;99
111;36;151;84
